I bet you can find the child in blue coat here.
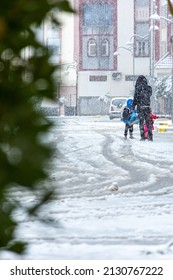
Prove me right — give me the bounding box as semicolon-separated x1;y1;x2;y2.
121;98;134;140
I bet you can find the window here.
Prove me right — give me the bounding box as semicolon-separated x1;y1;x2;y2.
136;40;148;56
88;39;97;56
83;3;113;26
101;39;109;56
135;0;149;57
81;1;115;70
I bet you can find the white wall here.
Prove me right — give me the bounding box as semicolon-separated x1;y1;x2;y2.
78;72;111;97
114;0;150;96
60;0;74;65
115;0;134;95
60;0;77;87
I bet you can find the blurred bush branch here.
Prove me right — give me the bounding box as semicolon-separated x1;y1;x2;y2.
0;0;74;255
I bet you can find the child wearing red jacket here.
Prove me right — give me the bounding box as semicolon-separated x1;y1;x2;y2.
144;113;158;139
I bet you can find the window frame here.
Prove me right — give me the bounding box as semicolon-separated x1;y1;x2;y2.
100;39;109;57
87;38;97;57
136;40;148;57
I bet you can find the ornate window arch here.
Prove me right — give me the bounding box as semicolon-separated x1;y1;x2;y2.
101;39;109;56
87;39;97;57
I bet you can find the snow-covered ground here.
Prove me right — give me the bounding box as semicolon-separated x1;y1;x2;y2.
2;116;173;260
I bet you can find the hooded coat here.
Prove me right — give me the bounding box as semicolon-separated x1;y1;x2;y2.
132;75;153;140
122;98;134;138
132;75;151;111
121;98;133;123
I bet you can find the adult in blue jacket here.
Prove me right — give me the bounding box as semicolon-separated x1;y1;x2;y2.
132;75;153;141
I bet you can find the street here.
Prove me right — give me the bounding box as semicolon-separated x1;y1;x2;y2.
2;116;173;260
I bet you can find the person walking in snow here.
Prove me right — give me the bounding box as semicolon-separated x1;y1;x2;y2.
132;75;153;141
144;112;158;139
121;98;134;140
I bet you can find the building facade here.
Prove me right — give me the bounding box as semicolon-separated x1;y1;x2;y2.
59;0;172;116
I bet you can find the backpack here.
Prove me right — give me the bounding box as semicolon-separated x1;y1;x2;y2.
129;110;139;125
122;106;130;121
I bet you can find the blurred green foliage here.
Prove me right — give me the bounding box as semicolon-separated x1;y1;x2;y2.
168;0;173;15
0;0;73;255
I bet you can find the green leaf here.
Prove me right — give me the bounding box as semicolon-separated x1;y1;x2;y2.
168;0;173;15
7;242;27;254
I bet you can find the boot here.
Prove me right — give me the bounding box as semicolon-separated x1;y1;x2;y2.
148;133;153;141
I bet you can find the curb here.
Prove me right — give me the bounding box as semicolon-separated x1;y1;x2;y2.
155;120;173;132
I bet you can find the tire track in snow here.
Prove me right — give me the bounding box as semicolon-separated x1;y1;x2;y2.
99;131;173;195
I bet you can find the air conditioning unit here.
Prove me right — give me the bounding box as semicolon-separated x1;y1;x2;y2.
112;72;122;80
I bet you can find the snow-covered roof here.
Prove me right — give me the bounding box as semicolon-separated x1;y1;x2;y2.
155;52;172;69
